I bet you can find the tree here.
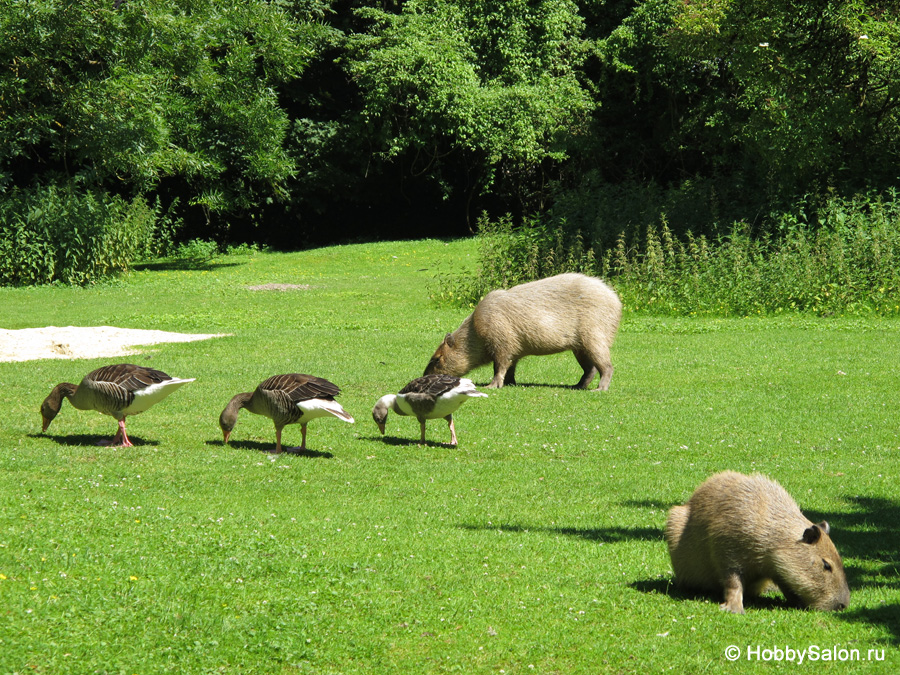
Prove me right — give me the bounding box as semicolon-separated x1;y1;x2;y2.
0;0;327;230
595;0;900;202
345;0;593;223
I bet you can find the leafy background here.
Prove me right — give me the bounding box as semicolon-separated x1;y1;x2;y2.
2;0;898;264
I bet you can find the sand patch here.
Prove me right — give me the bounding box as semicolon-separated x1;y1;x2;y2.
246;283;310;292
0;326;231;363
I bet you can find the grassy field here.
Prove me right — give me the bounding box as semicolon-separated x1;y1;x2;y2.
1;238;898;674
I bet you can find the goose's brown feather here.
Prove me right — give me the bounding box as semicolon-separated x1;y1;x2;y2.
87;364;172;390
258;373;340;403
398;374;460;399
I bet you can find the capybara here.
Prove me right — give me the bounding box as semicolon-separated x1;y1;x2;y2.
665;471;850;614
424;273;621;389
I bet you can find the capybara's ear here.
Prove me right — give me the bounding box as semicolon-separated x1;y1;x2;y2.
817;521;831;535
424;356;439;376
444;332;455;347
802;525;823;545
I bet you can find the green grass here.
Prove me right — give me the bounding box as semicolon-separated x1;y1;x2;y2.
1;238;898;673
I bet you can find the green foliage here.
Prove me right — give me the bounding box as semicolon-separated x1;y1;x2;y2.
0;185;162;286
0;0;322;216
0;0;898;252
172;238;221;263
546;173;765;248
439;192;900;317
612;193;900;316
595;0;900;198
346;0;592;210
433;212;598;306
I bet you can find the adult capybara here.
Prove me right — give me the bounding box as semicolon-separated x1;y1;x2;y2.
665;471;850;614
424;273;621;389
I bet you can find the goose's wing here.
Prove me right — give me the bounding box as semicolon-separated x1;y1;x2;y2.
82;365;156;411
259;374;341;403
399;374;460;398
87;364;172;391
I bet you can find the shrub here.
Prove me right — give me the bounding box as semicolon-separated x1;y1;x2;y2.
432;212;600;307
0;184;162;286
173;239;220;263
437;191;900;317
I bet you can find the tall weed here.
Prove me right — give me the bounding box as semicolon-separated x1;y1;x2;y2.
437;192;900;317
432;213;600;307
0;184;166;285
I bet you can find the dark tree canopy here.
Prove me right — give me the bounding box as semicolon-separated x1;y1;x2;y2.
1;0;898;254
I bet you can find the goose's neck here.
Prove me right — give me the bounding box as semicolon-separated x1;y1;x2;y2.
380;394;400;413
372;394;397;425
41;382;78;430
49;382;79;410
220;392;253;431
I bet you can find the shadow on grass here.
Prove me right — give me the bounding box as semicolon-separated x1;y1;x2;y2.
30;432;158;447
458;522;662;543
631;578;814;613
818;494;900;644
637;575;900;641
470;381;593;391
370;435;458;449
840;604;900;646
133;260;242;272
800;495;900;599
205;439;334;458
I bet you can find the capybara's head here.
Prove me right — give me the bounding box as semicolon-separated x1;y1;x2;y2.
424;333;458;376
782;521;850;611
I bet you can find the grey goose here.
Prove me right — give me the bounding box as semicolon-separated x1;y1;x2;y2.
40;363;195;446
219;373;354;453
372;374;487;446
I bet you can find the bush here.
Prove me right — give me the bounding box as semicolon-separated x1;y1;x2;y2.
436;192;900;317
432;212;599;307
612;194;900;316
0;184;162;286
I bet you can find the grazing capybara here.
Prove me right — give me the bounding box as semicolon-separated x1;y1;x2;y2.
665;471;850;614
424;273;621;389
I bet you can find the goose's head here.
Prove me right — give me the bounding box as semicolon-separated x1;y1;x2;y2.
219;392;252;444
371;394;396;435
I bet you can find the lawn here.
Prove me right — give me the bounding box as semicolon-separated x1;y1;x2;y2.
1;238;898;673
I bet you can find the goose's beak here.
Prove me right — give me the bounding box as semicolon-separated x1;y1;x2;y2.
41;415;52;433
222;430;231;444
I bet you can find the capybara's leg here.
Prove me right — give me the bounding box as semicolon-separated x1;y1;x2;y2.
504;360;518;386
595;364;613;391
488;355;514;388
720;573;746;614
585;345;614;391
573;351;599;389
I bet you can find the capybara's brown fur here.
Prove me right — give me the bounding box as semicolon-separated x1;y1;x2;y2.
665;471;850;614
424;273;622;389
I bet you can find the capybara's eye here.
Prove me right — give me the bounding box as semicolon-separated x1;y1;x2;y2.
823;560;833;572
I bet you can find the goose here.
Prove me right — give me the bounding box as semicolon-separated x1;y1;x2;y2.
40;363;195;447
219;374;354;453
372;374;487;446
